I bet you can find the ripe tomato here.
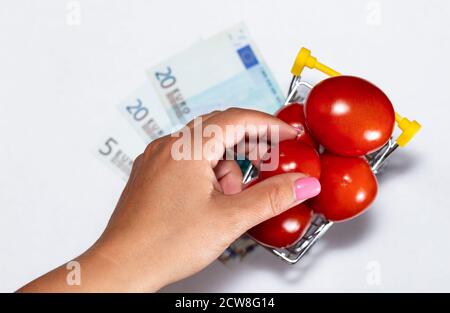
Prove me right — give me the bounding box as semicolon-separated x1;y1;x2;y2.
247;199;313;248
259;140;320;179
305;76;395;157
245;140;320;248
275;102;318;149
310;153;378;222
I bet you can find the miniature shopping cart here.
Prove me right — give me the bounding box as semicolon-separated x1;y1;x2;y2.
220;47;421;264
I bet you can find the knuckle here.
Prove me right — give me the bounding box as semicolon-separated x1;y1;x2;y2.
224;107;242;115
143;144;155;158
133;153;143;165
143;136;168;157
203;110;221;118
266;183;285;216
224;107;267;122
130;153;143;174
153;135;168;146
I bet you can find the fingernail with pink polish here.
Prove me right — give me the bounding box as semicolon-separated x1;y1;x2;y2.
294;177;321;202
294;125;304;138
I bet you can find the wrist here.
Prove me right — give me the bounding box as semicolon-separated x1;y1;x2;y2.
88;237;169;292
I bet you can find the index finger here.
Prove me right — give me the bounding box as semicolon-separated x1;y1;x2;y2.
198;107;301;166
203;107;299;143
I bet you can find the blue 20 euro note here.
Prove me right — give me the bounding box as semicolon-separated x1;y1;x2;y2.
146;23;285;128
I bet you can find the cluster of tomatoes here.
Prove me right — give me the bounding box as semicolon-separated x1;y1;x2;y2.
247;76;396;249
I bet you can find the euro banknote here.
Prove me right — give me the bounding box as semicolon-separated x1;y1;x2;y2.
146;22;285;127
93;114;145;181
102;23;285;179
117;81;173;144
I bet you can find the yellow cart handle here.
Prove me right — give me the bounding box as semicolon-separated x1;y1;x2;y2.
291;47;421;146
291;47;340;77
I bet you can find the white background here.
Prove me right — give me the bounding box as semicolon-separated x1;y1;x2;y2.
0;0;449;292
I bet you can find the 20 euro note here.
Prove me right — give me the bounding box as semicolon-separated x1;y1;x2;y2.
117;81;173;144
146;22;285;126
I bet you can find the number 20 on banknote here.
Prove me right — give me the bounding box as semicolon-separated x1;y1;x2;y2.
117;82;173;144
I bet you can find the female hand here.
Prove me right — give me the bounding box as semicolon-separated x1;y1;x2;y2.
19;108;321;292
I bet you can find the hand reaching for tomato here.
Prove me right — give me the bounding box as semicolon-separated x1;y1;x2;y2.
18;73;397;292
18;108;321;292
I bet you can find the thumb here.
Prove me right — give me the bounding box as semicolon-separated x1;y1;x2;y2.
227;174;321;231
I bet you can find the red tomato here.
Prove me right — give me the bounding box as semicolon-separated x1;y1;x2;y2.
245;140;320;248
310;153;378;222
275;102;318;149
259;140;320;179
248;200;313;248
305;76;395;157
